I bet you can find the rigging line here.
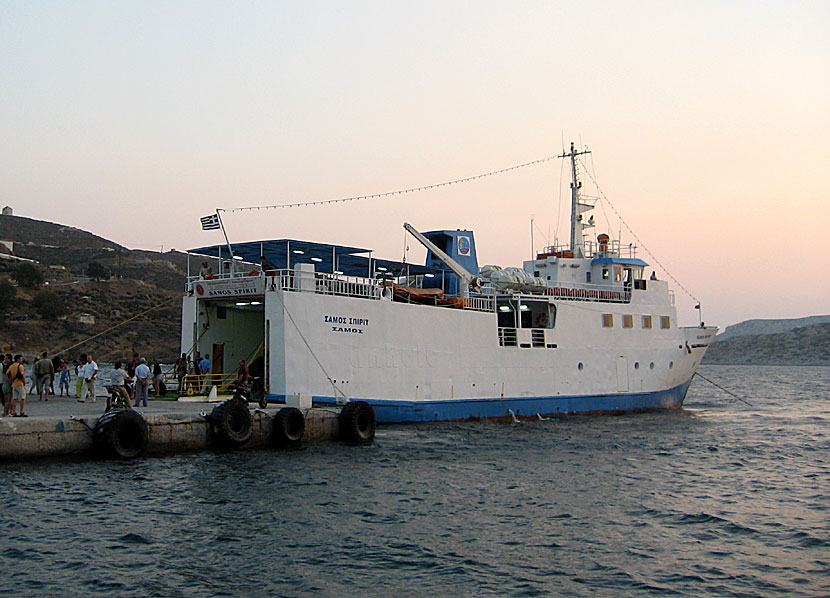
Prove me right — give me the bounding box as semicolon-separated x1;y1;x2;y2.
222;154;560;213
588;153;614;242
693;372;754;407
577;157;700;305
49;295;180;358
533;222;551;247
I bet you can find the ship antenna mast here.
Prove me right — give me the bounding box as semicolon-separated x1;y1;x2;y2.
558;142;592;257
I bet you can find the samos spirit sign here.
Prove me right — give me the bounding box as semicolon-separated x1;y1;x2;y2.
195;278;265;298
324;314;369;335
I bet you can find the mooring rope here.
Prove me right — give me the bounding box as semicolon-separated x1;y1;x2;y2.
693;372;754;407
49;295;180;358
270;283;347;402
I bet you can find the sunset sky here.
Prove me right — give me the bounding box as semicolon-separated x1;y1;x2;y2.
2;1;828;328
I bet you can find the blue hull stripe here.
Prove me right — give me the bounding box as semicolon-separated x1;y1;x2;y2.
265;379;693;423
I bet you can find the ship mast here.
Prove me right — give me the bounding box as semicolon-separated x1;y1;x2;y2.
559;142;592;257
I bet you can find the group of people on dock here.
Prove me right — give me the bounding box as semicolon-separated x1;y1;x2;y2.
1;351;72;418
0;351;169;416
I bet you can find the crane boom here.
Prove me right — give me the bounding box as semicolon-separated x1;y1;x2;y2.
403;222;474;297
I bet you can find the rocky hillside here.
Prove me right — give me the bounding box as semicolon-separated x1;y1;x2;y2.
0;214;196;292
0;279;181;363
714;315;830;342
0;214;200;362
703;323;830;365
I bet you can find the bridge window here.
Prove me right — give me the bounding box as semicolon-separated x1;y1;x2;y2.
660;316;671;329
602;314;614;328
623;315;633;328
642;315;652;329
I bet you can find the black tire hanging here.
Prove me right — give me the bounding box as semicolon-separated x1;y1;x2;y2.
210;397;253;446
272;407;306;449
94;409;149;460
339;401;376;445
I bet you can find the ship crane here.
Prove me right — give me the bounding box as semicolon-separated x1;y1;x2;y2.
403;222;477;298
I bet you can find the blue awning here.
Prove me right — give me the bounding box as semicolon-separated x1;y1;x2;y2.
591;257;649;267
188;239;448;278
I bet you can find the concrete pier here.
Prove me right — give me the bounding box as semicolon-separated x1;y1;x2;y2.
0;394;342;461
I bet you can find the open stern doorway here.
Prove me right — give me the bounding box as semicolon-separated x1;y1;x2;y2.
198;299;265;390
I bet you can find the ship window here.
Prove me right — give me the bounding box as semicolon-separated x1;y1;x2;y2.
602;267;609;280
586;272;592;283
642;315;652;329
217;306;227;319
660;316;671;329
602;314;613;328
496;300;516;328
614;266;622;282
623;315;633;328
517;300;554;329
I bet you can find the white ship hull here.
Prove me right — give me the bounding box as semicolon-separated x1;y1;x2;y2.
181;273;716;422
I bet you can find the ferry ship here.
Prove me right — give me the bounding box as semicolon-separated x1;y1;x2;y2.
182;144;717;422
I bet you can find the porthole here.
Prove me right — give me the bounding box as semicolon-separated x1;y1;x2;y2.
669;361;674;369
578;362;584;371
649;362;655;370
634;362;640;370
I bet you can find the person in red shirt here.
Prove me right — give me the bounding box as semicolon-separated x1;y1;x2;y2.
236;359;250;390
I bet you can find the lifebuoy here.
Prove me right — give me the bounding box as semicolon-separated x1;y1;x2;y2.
210;397;253;446
94;409;149;460
339;401;376;444
272;407;305;449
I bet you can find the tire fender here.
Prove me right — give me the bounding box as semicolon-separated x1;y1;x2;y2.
339;401;376;444
210;397;253;446
94;409;149;460
272;407;305;449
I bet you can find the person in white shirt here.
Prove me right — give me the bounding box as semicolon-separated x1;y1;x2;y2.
134;357;151;408
78;354;99;403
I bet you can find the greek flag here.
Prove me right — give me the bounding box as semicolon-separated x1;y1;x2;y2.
200;214;220;230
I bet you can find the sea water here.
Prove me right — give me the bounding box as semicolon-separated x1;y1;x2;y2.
0;365;827;597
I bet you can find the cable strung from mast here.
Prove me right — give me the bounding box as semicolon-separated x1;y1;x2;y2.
222;154;559;213
577;157;701;306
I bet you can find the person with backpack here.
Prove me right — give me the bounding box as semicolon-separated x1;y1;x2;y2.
7;354;27;417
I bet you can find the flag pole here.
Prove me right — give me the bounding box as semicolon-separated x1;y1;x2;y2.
216;209;235;276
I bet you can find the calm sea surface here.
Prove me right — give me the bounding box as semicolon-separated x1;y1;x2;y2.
1;365;828;597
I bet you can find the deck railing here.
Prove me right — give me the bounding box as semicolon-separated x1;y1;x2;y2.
188;269;497;312
543;282;631;303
